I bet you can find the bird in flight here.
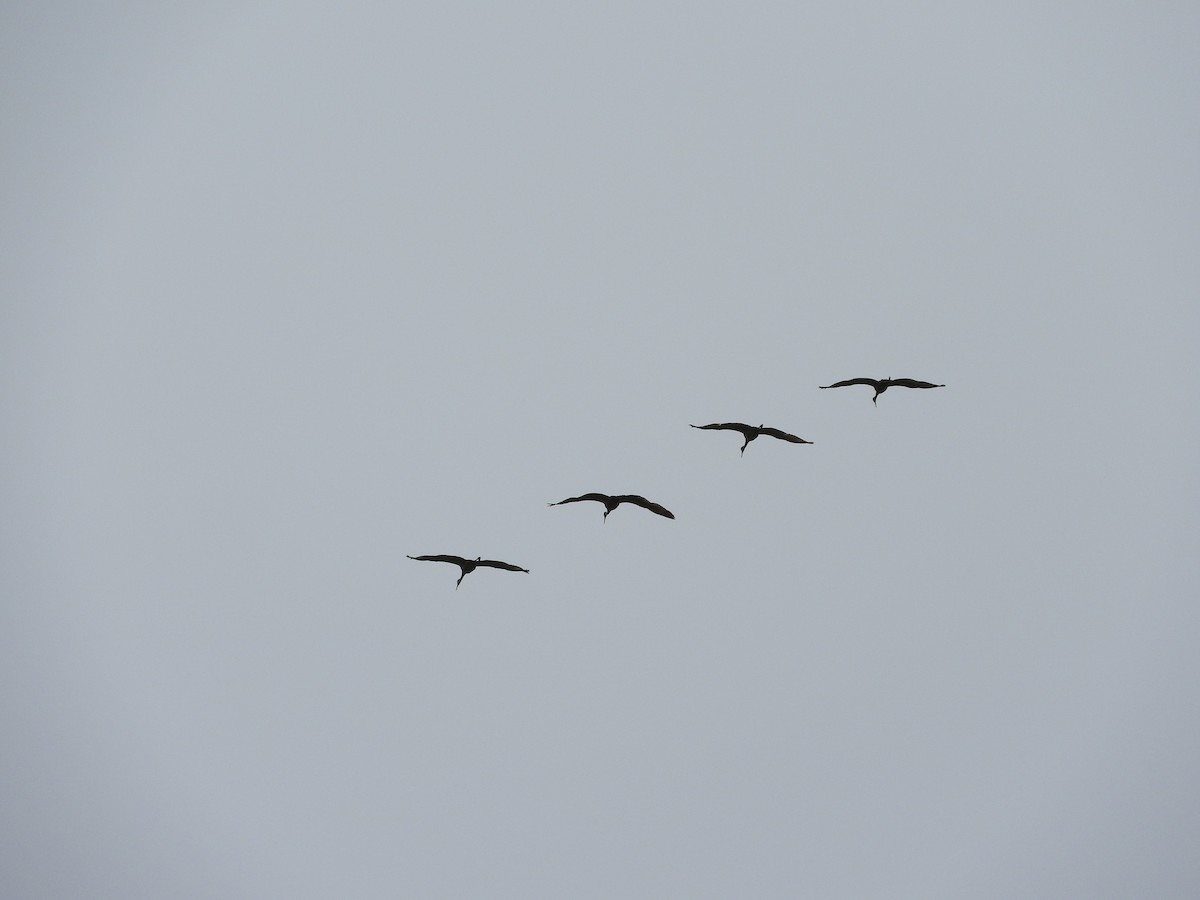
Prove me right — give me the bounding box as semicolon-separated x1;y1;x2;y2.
819;377;944;405
691;422;813;456
548;493;675;522
406;554;529;589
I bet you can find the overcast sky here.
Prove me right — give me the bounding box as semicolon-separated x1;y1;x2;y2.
4;3;1199;897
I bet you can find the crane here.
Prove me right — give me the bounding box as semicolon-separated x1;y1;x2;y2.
406;554;529;589
819;377;944;405
690;422;813;455
547;493;675;522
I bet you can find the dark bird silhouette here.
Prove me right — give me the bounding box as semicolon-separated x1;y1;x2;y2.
819;377;944;405
547;493;675;522
691;422;813;456
406;554;529;589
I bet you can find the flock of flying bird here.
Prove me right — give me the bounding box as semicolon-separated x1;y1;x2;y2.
407;376;945;588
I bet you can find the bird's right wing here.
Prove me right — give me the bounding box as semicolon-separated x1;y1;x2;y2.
407;554;465;565
548;493;607;507
889;378;944;389
819;378;879;389
690;422;752;433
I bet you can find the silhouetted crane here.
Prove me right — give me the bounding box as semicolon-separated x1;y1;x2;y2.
548;493;675;522
691;422;813;455
406;554;529;589
819;377;944;405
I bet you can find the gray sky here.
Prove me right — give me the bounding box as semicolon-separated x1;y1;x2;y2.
4;2;1199;897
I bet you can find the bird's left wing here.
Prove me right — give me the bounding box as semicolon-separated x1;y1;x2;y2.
622;495;676;519
759;427;813;444
889;378;944;389
477;559;530;573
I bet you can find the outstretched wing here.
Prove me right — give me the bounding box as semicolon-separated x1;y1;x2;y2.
407;554;467;566
759;426;813;444
819;377;881;389
690;422;753;434
618;495;675;519
477;559;530;573
888;378;944;389
548;493;610;507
